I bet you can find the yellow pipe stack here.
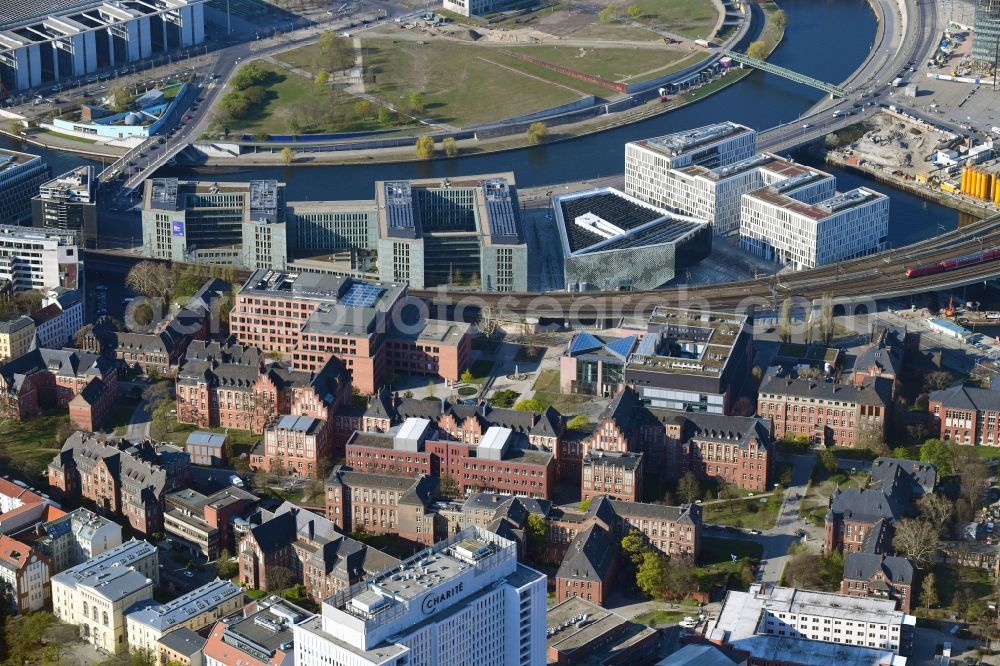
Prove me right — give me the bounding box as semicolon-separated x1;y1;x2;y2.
958;166;1000;201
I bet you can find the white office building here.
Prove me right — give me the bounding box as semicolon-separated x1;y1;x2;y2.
293;526;547;666
38;507;123;574
126;578;243;653
51;539;159;654
708;584;913;666
0;225;80;292
625;122;757;223
0;0;206;93
740;186;890;269
0;149;49;225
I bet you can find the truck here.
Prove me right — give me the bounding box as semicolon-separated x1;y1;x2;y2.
892;77;904;87
694;39;711;48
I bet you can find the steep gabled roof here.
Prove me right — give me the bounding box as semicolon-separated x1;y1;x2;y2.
556;523;616;583
843;552;914;587
530;406;563;438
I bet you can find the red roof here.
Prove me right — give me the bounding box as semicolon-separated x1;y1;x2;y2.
0;535;34;571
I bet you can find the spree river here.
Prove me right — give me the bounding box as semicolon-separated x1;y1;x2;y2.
0;0;970;242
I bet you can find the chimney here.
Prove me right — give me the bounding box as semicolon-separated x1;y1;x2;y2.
307;520;314;540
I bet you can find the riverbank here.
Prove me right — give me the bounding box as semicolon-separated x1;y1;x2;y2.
182;4;784;168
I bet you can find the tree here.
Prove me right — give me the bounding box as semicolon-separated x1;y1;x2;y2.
858;426;888;454
919;571;939;610
216;548;238;579
443;137;458;156
514;398;546;412
107;85;135;113
784;551;825;589
526;121;548;145
779;298;792;342
824;132;840;148
318;32;354;70
892;518;939;567
567;415;591;432
952;443;990;508
407;92;425;115
919;438;952;475
626;3;641;18
126;260;174;299
130;646;157;666
677;472;702;504
798;366;823;380
426;379;436;397
230;62;271;90
662;558;698;599
917;493;953;536
716;477;737;512
460;369;474;383
378;106;394;125
265;565;294;591
355;99;373;118
598;4;618;22
772;8;787;28
635;551;667;598
415;135;435;159
491;389;519;408
747;40;769;60
924;371;954;391
74;323;94;349
579;497;592;510
525;514;545;561
819;293;834;344
281;146;294;166
314;70;329;90
439;472;458;497
621;530;648;567
254;466;269;491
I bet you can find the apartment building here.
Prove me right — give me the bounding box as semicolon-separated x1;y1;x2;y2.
581;451;643;502
126;579;244;653
229;270;470;394
928;384;1000;445
157;627;205;666
31;508;123;574
50;540;159;654
47;433;191;534
740;186;890;270
292;527;546;666
708;584;914;665
0;317;35;363
345;419;556;499
324;466;440;547
758;375;890;448
840;554;915;613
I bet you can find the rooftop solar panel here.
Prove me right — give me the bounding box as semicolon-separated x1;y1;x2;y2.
340;283;384;309
483;179;521;243
384;181;416;232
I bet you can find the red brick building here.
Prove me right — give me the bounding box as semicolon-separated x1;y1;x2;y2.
229;270;471;394
580;451;643;502
929;385;1000;446
345;420;556;499
324;465;440;547
554;523;617;606
47;433;190;535
758;376;889;448
840;553;915;612
0;349;117;431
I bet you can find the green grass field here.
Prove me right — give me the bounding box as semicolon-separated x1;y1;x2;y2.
628;0;719;39
0;414;72;482
703;492;781;530
503;45;691;82
362;40;585;126
529;369;594;416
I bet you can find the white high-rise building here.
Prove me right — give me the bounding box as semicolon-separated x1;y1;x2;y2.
293;526;547;666
0;224;80;292
625;122;757;228
740;186;890;269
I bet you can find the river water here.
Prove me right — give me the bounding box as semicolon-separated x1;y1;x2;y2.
1;0;968;243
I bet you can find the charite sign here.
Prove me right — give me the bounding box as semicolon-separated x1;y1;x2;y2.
421;582;465;615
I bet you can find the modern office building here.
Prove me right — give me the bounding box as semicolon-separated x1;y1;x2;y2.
560;331;639;397
551;187;710;291
441;0;517;17
126;579;244;654
631;152;837;237
31;167;98;247
0;149;49;225
622;306;753;414
164;486;257;559
707;584;914;665
292;526;546;666
229;270;471;394
625;122;757;213
142;178;288;269
0;0;206;93
0;224;80;292
973;0;1000;65
50;539;159;654
32;507;122;574
376;175;529;291
740;186;890;269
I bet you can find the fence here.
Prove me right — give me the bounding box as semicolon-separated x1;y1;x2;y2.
498;50;629;94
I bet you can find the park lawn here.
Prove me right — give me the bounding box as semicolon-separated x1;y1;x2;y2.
529;369;595;416
149;399;261;454
700;536;763;565
628;0;719;39
0;413;71;481
621;52;703;82
574;21;663;42
225;61;406;136
702;492;781;530
362;39;585;125
504;45;690;82
931;563;996;611
631;608;690;627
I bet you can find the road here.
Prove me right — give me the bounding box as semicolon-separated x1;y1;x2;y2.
756;454;817;584
124;399;151;441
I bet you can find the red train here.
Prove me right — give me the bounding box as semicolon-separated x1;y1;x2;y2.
905;247;1000;278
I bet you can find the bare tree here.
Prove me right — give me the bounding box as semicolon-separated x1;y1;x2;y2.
917;493;953;536
779;298;792;342
265;565;294;591
677;472;701;504
892;518;939;567
126;261;174;299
